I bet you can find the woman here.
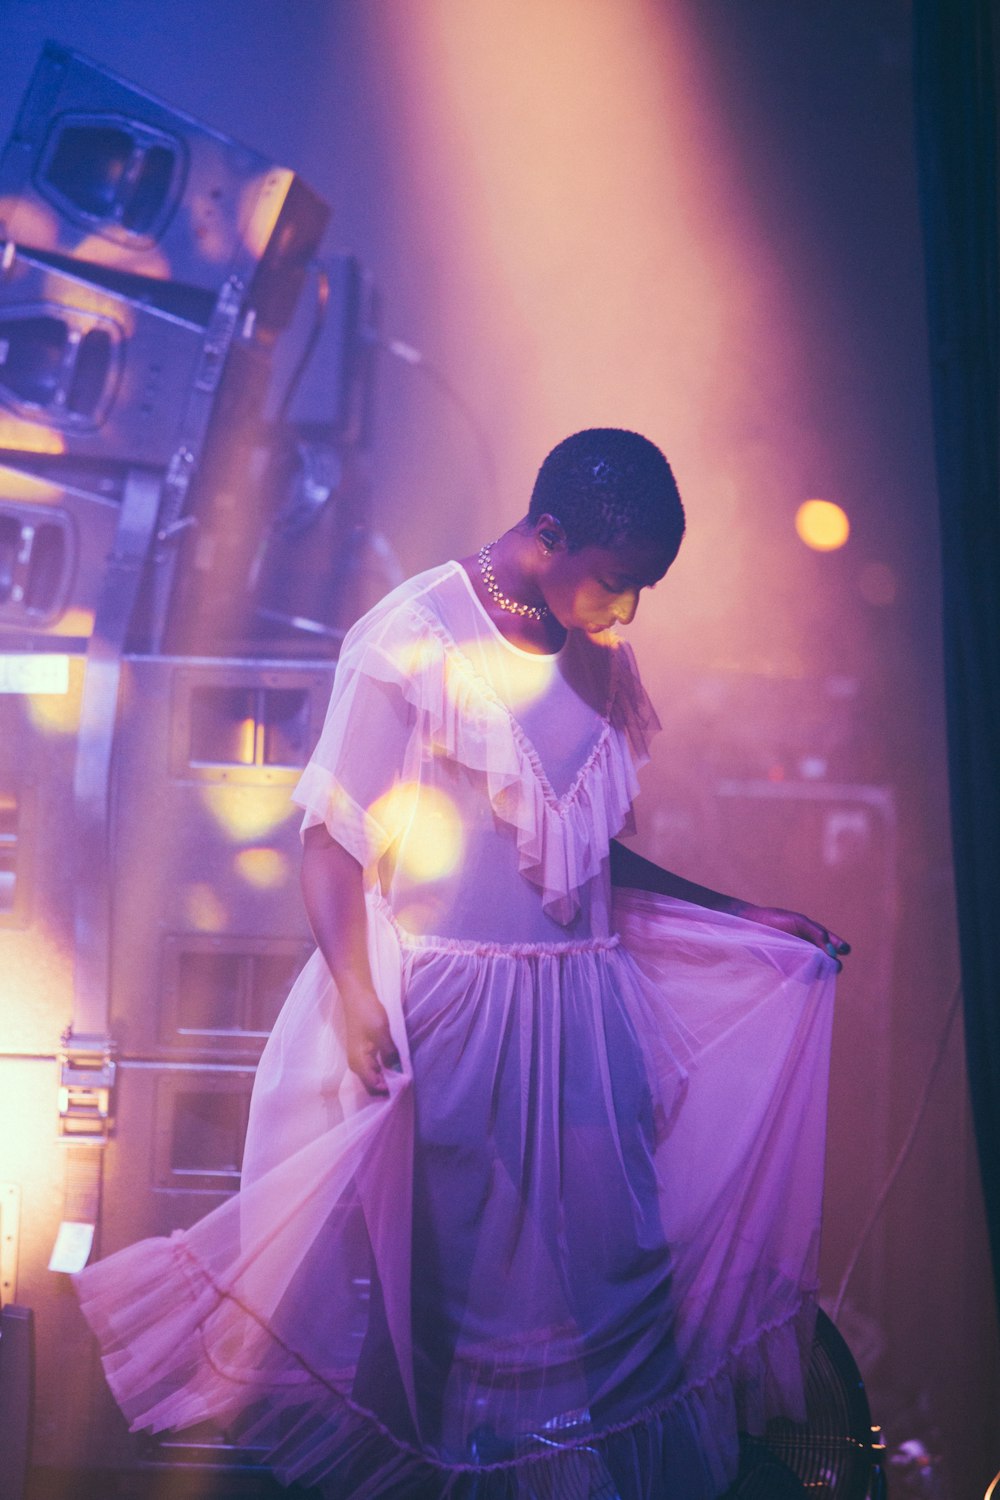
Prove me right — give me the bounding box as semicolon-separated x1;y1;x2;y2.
76;428;846;1498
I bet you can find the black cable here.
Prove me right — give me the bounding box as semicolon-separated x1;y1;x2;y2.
831;979;963;1320
379;336;499;511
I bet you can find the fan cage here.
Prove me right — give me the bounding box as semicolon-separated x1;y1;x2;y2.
725;1309;881;1499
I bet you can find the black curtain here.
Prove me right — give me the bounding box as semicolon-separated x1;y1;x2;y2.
913;0;1000;1315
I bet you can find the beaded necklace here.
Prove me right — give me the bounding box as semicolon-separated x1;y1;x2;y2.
477;541;550;621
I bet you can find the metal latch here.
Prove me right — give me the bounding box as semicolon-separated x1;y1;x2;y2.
58;1032;118;1140
196;274;244;392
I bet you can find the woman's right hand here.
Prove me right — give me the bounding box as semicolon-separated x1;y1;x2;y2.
301;828;400;1096
342;986;400;1096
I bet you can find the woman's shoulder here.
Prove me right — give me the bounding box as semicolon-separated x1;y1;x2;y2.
341;561;464;652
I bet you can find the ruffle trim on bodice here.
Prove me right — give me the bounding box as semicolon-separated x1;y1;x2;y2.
330;595;661;925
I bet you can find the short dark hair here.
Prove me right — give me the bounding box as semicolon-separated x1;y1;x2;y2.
528;428;685;560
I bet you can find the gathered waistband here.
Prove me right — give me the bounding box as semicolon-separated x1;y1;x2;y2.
401;931;622;958
372;896;620;958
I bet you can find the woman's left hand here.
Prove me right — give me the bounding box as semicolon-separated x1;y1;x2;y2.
736;904;851;969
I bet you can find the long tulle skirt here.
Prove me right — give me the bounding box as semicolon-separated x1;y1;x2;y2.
74;890;835;1498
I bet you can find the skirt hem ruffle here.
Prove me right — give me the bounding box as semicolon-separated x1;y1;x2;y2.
75;1229;816;1499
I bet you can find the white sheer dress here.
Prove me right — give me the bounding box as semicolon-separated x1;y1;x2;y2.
75;561;836;1499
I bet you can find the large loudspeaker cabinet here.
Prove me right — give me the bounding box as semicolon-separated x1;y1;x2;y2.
0;653;335;1475
0;41;333;660
0;40;345;1493
0;42;329;335
0;244;219;467
0;454;127;641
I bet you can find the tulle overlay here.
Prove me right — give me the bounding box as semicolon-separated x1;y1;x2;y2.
290;565;660;927
74;566;836;1499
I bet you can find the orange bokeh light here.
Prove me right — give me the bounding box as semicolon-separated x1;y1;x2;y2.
795;499;850;552
184;881;230;932
858;560;898;606
368;781;464;882
233;846;290;890
200;784;296;841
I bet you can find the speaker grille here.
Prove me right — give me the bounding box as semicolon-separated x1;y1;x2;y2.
0;305;122;428
0;509;73;624
38;113;185;243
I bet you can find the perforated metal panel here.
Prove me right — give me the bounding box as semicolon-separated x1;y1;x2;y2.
0;652;335;1473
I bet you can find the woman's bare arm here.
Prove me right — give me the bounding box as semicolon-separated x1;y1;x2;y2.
609;839;850;964
301;822;399;1094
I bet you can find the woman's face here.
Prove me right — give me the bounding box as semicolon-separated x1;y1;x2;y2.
540;533;672;634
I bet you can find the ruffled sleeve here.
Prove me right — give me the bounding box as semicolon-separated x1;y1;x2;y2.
291;606;428;870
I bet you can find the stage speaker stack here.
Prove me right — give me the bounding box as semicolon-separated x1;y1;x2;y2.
0;40;330;651
0;43;336;1489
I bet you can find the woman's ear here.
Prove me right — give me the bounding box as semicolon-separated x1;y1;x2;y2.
534;514;567;554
